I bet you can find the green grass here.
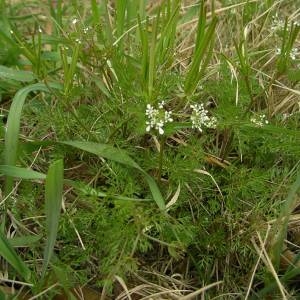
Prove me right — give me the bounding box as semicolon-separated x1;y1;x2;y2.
0;0;300;299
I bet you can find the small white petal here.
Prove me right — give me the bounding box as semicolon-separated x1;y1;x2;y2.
158;100;165;108
158;127;164;135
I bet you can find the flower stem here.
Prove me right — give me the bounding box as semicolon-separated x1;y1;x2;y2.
158;136;166;182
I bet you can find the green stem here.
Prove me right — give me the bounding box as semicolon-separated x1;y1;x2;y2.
158;136;166;181
243;73;255;114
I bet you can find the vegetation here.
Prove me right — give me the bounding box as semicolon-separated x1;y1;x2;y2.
0;0;299;299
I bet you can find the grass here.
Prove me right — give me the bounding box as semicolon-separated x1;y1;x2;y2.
0;0;300;298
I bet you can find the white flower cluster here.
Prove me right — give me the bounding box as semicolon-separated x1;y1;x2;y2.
250;114;269;127
271;17;284;32
276;47;299;60
271;15;299;33
83;26;91;34
271;16;285;32
71;18;91;34
145;101;173;135
282;106;300;121
190;104;217;132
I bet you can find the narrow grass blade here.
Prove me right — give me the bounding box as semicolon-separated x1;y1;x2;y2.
0;229;31;281
4;82;61;195
155;0;180;65
91;0;106;44
0;165;46;180
0;65;36;82
64;44;80;94
42;159;64;277
184;1;217;95
270;172;300;271
61;141;165;210
101;0;113;45
148;8;160;99
9;234;42;247
137;14;149;87
65;179;151;202
116;0;127;39
62;141;140;169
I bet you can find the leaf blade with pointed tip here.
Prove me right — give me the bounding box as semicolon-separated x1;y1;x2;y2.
0;65;36;82
0;165;46;180
42;159;64;277
9;234;42;248
61;141;165;210
0;229;31;281
4;82;61;195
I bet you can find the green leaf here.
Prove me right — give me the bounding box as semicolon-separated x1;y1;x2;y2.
61;141;166;210
0;165;46;180
0;229;31;281
0;65;36;82
270;172;300;271
62;141;141;170
4;82;62;195
184;2;217;95
288;69;300;82
42;159;64;277
9;234;42;247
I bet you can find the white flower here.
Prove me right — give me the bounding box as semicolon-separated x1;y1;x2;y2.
83;27;91;34
158;100;165;109
206;116;217;129
72;18;79;25
271;18;284;32
146;121;152;132
275;47;299;60
190;103;217;132
145;102;173;135
290;48;299;60
282;113;291;121
275;48;281;55
250;114;269;127
164;111;173;123
155;120;165;135
75;38;82;44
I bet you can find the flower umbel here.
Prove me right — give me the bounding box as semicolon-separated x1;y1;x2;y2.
250;114;269;127
190;104;217;132
276;47;299;60
271;15;285;32
290;48;299;60
72;18;79;25
145;102;173;135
